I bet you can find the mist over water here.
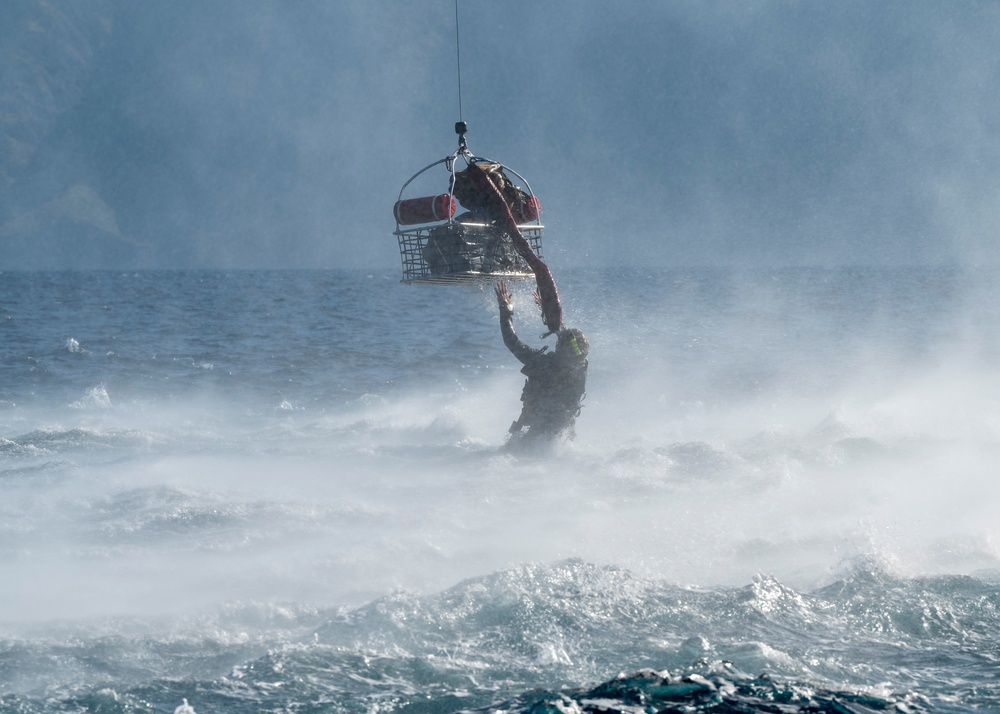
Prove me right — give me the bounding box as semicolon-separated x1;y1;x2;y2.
4;1;1000;269
4;2;1000;710
1;268;998;712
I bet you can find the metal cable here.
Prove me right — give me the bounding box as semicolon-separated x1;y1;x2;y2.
454;0;463;122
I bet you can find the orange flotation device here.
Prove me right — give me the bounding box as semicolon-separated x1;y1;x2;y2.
393;194;456;225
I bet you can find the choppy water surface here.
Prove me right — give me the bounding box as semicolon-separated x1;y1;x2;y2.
0;268;998;713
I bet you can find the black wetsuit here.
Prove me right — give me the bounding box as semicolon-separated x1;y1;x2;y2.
499;304;587;441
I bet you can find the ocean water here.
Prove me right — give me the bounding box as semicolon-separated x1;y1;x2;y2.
0;267;998;713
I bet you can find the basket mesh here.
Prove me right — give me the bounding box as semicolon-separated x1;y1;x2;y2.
396;223;544;285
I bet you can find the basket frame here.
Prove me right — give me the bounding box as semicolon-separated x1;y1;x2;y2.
394;146;545;285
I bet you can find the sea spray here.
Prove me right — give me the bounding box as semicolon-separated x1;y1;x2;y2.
0;268;997;712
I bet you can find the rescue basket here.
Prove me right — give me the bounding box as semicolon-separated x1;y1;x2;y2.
394;124;545;285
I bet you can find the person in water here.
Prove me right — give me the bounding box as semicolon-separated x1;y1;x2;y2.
494;281;589;444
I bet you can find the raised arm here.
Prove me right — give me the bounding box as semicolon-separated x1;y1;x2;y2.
495;281;545;365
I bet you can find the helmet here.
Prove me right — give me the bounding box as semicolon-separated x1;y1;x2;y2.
557;328;589;359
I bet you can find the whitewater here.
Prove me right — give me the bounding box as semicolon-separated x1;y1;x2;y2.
1;267;998;713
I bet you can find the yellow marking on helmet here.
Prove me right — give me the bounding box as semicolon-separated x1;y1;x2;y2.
569;335;583;356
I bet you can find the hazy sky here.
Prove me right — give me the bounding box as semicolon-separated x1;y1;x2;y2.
2;0;999;269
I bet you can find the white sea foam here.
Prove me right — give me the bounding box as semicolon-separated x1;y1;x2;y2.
69;384;112;409
1;269;998;711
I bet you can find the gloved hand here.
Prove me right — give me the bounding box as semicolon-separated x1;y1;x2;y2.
494;281;513;314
